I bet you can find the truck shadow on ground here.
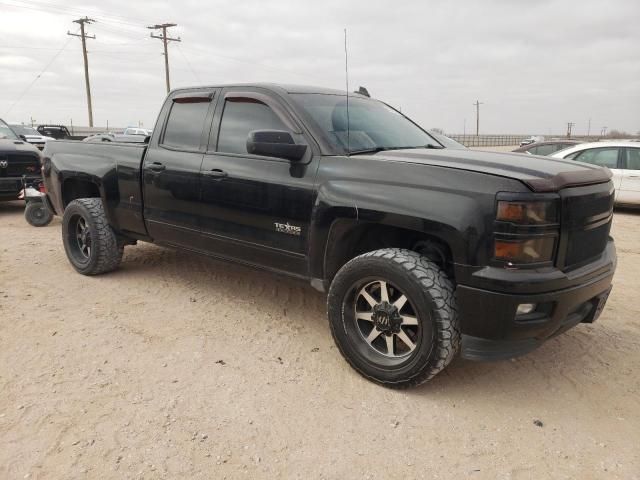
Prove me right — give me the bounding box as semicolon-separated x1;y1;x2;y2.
0;200;24;214
106;242;630;399
614;206;640;216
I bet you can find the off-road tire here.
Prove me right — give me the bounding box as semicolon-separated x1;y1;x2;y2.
62;198;123;275
24;202;53;227
327;248;459;389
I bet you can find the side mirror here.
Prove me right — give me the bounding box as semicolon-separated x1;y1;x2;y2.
19;134;27;142
246;130;307;161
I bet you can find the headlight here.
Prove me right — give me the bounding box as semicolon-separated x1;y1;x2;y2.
494;237;556;263
496;200;558;225
494;194;560;266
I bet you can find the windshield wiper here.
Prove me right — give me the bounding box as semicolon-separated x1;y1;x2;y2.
348;146;391;155
348;144;443;155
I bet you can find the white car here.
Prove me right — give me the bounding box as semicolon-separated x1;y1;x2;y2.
123;127;152;136
551;141;640;207
9;124;55;150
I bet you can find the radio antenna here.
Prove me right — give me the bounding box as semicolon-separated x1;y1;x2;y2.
344;28;350;156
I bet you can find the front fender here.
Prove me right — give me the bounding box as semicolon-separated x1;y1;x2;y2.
311;157;531;281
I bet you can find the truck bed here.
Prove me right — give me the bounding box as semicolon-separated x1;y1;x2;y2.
43;140;148;236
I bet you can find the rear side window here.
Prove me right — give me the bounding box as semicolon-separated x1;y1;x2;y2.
162;101;210;150
573;148;619;168
626;148;640;170
533;144;555;156
217;99;289;155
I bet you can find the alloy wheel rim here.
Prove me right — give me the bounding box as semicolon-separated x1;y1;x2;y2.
353;279;421;359
74;216;92;259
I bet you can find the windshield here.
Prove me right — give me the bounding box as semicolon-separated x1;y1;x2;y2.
0;119;19;140
290;94;439;154
429;132;467;149
9;124;38;136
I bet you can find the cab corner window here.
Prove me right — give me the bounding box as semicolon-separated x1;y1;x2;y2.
162;100;210;150
216;98;289;155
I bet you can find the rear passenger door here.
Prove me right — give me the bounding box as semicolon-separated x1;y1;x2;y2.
197;88;318;276
618;147;640;205
142;89;217;248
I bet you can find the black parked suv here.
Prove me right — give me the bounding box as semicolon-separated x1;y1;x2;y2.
41;84;616;388
0;118;42;201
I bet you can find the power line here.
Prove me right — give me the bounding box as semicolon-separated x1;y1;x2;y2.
1;0;148;28
147;23;181;93
68;17;96;127
176;44;201;83
4;33;75;117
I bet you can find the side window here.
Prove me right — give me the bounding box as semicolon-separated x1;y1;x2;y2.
573;148;619;168
217;98;289;155
625;148;640;170
534;144;555;156
162;100;210;150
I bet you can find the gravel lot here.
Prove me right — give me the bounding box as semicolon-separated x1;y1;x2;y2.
1;199;639;479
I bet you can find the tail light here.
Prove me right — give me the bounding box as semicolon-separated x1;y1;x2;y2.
38;182;46;193
493;193;560;267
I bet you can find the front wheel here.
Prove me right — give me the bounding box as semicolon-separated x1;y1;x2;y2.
327;248;459;388
24;202;53;227
62;198;123;275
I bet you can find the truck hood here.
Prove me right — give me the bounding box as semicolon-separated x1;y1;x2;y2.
363;148;611;192
0;138;42;154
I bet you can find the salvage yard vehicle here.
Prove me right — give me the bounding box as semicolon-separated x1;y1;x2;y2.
36;124;85;141
123;127;152;136
0;118;43;202
513;140;582;156
41;84;617;388
552;141;640;207
9;124;55;151
83;133;148;143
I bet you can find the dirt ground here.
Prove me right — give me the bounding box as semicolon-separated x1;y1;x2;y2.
1;199;639;480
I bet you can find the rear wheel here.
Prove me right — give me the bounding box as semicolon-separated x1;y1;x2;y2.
327;248;459;388
24;202;53;227
62;198;123;275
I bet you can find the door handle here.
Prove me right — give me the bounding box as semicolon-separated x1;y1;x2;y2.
146;162;166;172
203;169;228;179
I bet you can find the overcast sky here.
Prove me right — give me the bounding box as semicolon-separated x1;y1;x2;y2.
1;0;638;134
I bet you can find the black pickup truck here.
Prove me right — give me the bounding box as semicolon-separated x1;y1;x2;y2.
42;84;616;388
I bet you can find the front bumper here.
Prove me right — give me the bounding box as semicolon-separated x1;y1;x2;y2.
457;239;616;361
0;176;43;200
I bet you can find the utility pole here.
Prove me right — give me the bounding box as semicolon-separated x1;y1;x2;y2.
587;118;591;137
473;100;484;136
68;17;96;127
566;122;575;138
147;23;181;93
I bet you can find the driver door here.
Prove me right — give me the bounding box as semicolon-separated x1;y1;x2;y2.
197;88;318;276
